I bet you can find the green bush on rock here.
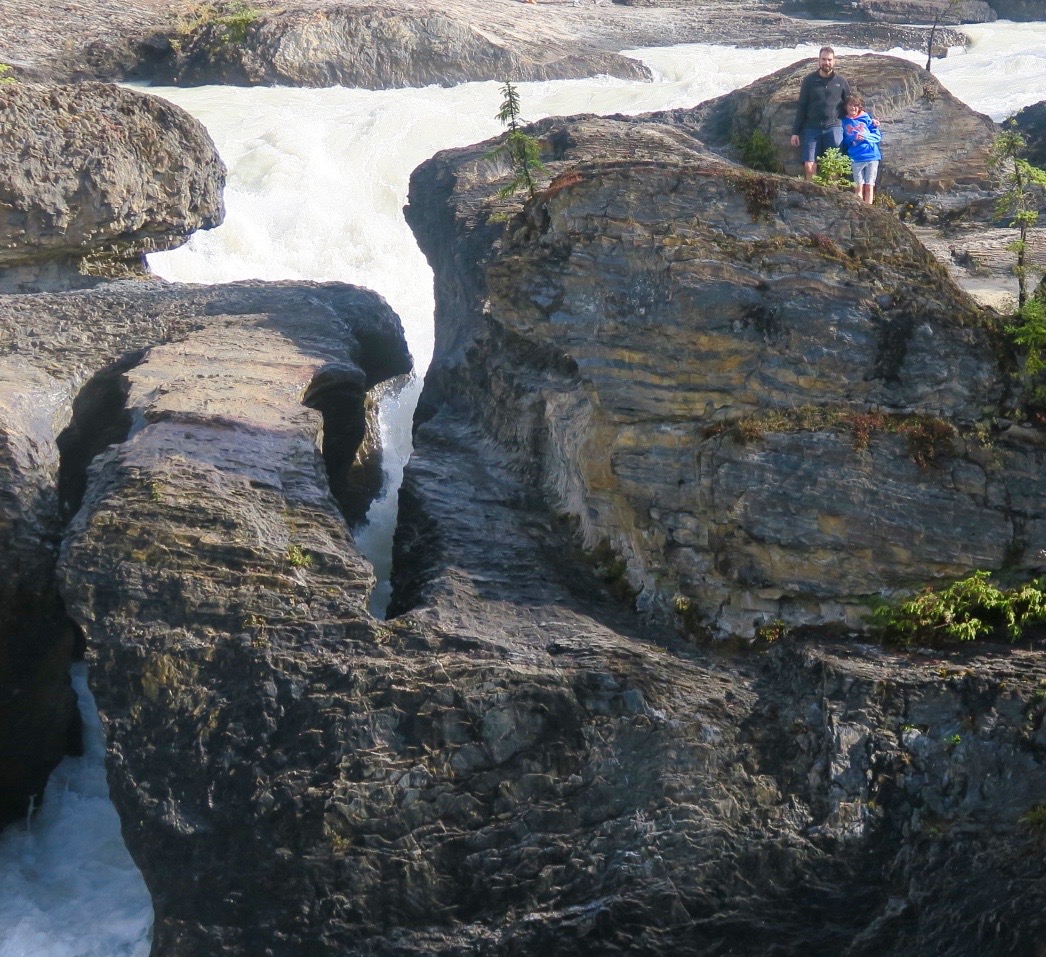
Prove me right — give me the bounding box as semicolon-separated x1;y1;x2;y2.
872;570;1046;645
813;147;853;191
487;81;547;200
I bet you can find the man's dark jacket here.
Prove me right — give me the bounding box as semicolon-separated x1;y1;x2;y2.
792;69;851;134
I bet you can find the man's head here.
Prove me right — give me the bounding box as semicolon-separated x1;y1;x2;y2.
818;47;836;77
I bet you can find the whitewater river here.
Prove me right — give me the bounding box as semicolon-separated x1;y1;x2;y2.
2;21;1045;956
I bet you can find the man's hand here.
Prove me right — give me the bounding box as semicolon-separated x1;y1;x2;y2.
790;134;800;147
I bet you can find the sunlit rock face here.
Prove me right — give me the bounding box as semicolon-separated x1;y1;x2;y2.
150;6;651;88
406;91;1046;640
0;82;225;292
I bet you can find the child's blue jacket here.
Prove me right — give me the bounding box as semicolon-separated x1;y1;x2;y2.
842;111;882;162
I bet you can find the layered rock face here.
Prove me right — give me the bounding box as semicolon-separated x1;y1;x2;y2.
405;77;1042;640
0;83;225;292
679;53;999;198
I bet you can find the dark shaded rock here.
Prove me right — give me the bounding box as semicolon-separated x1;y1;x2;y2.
855;0;995;23
987;0;1046;16
0;83;225;292
0;280;409;830
1013;99;1046;170
783;0;1043;25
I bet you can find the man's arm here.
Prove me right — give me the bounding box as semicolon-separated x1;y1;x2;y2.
837;76;851;120
792;74;811;137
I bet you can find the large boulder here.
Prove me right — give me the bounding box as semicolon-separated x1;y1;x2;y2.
0;83;224;292
405;104;1046;640
675;53;999;202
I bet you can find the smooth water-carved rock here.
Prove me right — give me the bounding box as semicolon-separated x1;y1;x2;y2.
157;5;650;88
0;82;224;292
0;281;408;829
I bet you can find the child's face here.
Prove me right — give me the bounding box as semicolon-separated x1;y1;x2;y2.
846;104;862;117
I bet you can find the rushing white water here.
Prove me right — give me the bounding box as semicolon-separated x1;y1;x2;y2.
0;666;152;956
2;22;1045;956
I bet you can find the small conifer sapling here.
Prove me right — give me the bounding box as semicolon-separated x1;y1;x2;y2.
489;81;547;200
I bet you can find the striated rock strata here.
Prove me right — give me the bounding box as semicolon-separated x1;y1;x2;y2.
404;80;1043;641
0;82;225;292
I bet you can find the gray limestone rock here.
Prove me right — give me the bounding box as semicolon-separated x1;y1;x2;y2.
158;5;651;88
404;96;1046;640
0;82;225;292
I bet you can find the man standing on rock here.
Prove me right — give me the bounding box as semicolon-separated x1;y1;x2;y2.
790;47;850;180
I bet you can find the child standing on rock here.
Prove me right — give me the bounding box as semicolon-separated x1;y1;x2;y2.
841;93;882;204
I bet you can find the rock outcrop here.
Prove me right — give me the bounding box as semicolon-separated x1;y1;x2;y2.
46;301;1046;955
0;279;409;830
0;82;225;292
677;53;999;202
1015;99;1046;170
0;0;967;88
404;73;1044;642
0;20;1042;957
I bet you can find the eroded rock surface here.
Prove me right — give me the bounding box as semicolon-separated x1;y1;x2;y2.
0;280;408;828
0;83;225;292
161;5;651;87
0;0;967;87
404;93;1046;640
